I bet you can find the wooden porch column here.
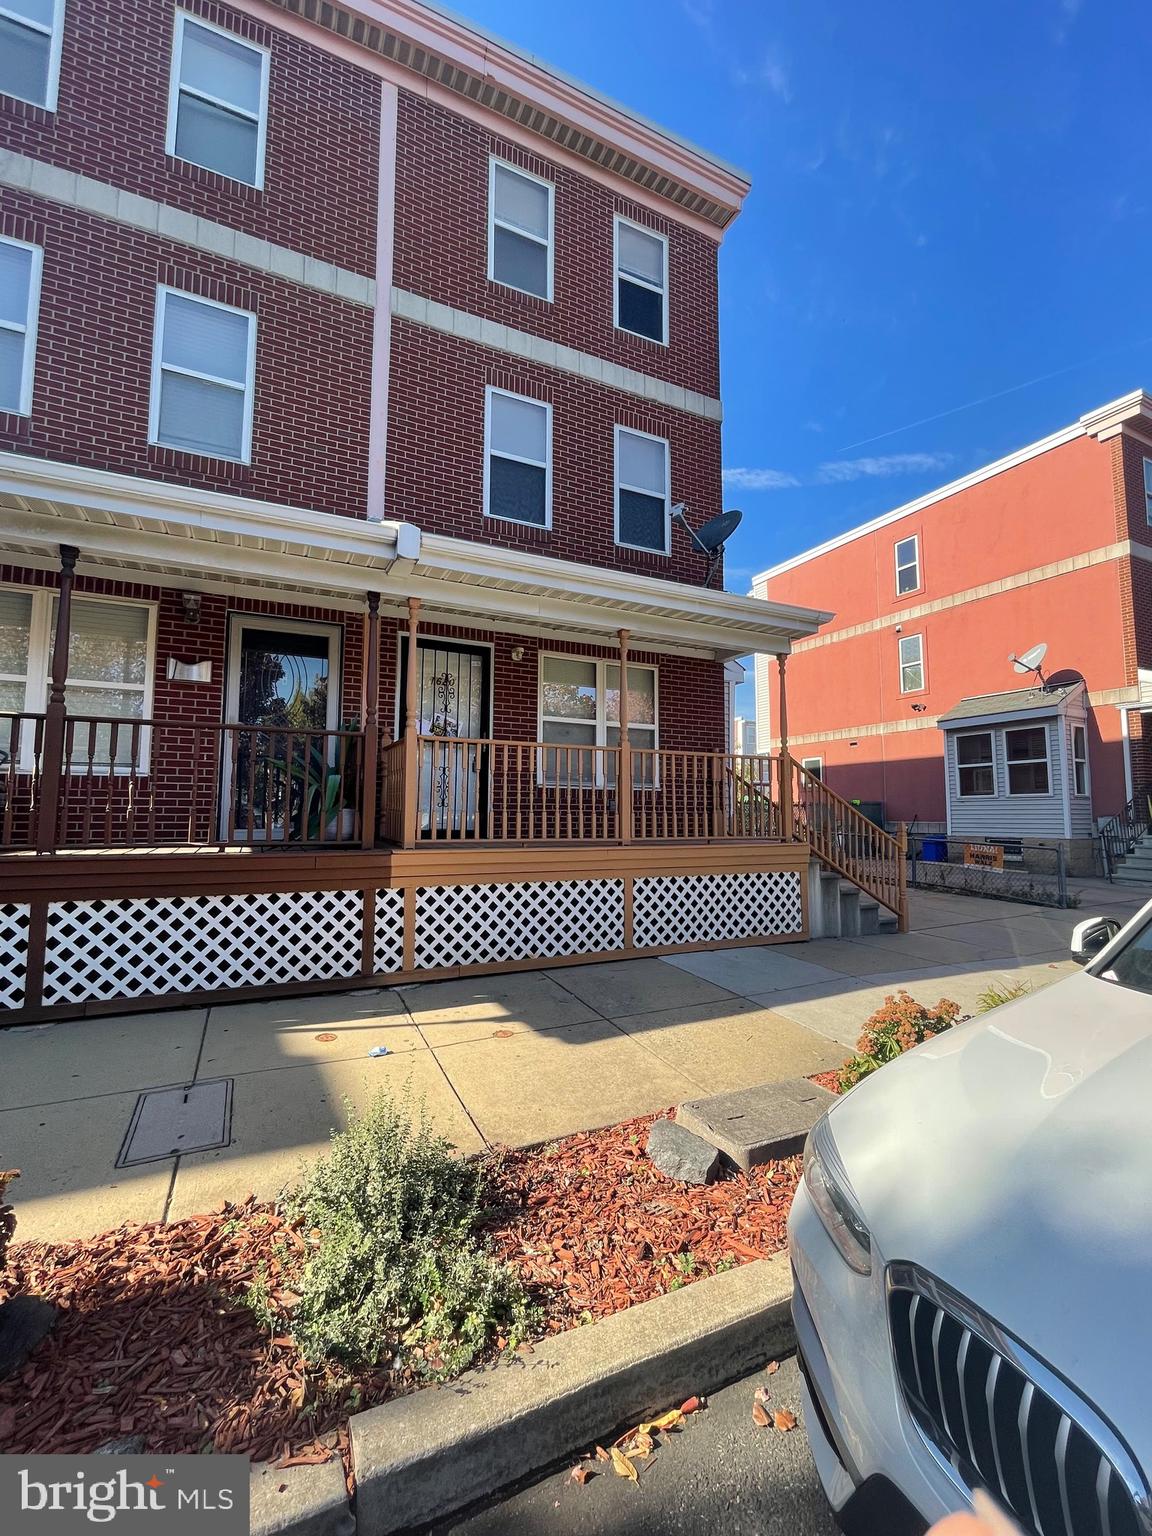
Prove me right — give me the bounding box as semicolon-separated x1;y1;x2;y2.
400;597;421;849
36;544;78;853
777;652;794;841
360;592;381;850
617;628;633;844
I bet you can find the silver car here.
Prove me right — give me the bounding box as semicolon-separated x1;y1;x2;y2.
788;905;1152;1535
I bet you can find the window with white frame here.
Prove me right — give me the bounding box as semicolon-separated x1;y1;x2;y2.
484;388;550;527
801;756;823;781
0;589;155;768
894;534;920;595
0;0;65;110
898;633;924;693
168;12;269;187
488;160;553;301
150;288;256;461
615;427;670;553
1005;724;1050;795
1144;457;1152;526
956;731;994;796
0;236;42;416
1072;723;1089;796
615;217;667;344
539;655;657;785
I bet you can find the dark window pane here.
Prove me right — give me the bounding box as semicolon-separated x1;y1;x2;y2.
492;227;548;297
0;17;50;106
489;455;546;525
618;277;663;340
618;488;667;551
897;562;919;593
1005;727;1046;761
957;733;992;765
1008;761;1049;794
959;765;994;796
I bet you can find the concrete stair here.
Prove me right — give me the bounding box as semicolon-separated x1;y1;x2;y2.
1109;834;1152;885
808;858;899;939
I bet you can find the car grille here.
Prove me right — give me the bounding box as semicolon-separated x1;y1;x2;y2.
888;1264;1151;1536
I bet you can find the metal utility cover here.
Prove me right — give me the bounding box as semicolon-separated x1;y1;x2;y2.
117;1079;233;1166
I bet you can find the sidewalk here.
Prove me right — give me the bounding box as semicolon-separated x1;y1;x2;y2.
2;883;1141;1244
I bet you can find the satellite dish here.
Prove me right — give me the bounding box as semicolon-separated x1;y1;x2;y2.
694;508;743;553
1010;642;1048;676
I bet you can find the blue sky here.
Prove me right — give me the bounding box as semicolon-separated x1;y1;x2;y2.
455;0;1151;715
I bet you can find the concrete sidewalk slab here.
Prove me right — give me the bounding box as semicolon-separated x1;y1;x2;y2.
169;1051;483;1219
0;1093;173;1243
662;947;846;994
543;957;737;1017
432;1019;699;1146
850;929;990;965
403;970;600;1046
0;1009;206;1112
197;992;420;1078
798;938;944;977
613;999;842;1095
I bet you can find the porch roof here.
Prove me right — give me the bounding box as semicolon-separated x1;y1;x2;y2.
0;453;832;659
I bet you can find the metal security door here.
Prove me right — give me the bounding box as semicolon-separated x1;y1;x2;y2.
399;640;491;836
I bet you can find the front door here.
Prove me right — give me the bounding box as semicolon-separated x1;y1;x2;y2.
399;639;491;836
223;618;342;839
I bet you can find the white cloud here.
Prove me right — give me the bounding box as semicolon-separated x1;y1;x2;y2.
722;467;802;491
814;452;951;484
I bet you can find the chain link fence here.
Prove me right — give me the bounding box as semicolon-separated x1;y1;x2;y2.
907;834;1070;908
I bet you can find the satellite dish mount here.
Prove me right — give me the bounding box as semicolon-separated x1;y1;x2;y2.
672;504;743;587
1008;641;1049;688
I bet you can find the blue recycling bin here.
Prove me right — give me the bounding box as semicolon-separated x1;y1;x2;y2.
921;837;948;862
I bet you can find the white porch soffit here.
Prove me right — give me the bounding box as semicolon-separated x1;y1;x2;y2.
0;456;830;658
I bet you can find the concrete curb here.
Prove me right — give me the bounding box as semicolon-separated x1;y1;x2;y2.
349;1251;794;1534
251;1458;355;1536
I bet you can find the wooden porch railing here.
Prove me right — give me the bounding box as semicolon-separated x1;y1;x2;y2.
790;758;907;926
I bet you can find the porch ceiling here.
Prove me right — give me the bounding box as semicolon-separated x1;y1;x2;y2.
0;453;831;659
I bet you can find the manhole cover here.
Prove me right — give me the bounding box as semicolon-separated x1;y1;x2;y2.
117;1080;233;1167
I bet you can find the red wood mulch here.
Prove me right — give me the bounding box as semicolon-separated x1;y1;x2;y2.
808;1069;843;1094
0;1113;798;1463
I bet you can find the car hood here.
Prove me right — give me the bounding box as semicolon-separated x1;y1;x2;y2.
826;968;1152;1458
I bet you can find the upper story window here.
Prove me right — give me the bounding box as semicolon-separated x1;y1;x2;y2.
894;534;920;595
0;0;65;110
1144;457;1152;526
0;236;42;417
149;287;256;462
956;731;994;797
1005;725;1050;795
614;217;667;344
488;160;553;301
615;427;670;554
484;387;551;528
898;632;924;693
167;13;269;188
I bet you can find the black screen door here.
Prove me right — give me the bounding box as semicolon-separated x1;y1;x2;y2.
399;640;492;836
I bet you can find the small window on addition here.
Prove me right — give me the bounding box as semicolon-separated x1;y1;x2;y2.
894;535;920;595
1005;725;1050;795
957;731;994;796
1072;724;1089;795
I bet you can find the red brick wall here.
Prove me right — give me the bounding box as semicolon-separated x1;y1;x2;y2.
0;0;380;273
386;319;724;585
393;92;721;398
0;196;372;516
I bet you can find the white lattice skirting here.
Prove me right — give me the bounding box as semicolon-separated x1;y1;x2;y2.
42;891;365;1007
374;888;406;973
0;903;30;1010
633;871;803;949
414;879;625;969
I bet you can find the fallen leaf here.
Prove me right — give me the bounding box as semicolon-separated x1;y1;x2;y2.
680;1396;701;1415
774;1410;797;1433
765;1360;780;1375
493;1030;515;1039
639;1409;683;1433
632;1431;655;1454
610;1446;639;1483
754;1385;771;1406
569;1465;591;1486
752;1401;771;1428
594;1446;611;1463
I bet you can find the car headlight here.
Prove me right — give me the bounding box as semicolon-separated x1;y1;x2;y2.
802;1115;872;1275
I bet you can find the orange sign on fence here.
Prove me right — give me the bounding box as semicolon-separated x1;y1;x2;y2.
964;842;1005;870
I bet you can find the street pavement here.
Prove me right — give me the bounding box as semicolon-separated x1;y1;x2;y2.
436;1356;837;1536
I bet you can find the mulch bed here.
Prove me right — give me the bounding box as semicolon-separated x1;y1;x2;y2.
0;1113;798;1465
808;1069;843;1094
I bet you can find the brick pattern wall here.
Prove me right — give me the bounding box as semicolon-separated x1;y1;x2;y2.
0;196;372;516
386;318;724;585
393;92;721;398
0;0;380;273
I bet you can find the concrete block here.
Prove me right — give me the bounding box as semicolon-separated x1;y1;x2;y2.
350;1252;793;1535
646;1116;720;1184
115;189;159;233
250;1458;354;1536
157;203;199;246
0;149;35;190
75;174;119;219
268;243;306;282
676;1077;834;1170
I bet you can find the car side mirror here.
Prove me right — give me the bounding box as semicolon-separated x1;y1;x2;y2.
1070;916;1120;965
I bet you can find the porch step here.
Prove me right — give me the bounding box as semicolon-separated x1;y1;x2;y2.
807;860;899;940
